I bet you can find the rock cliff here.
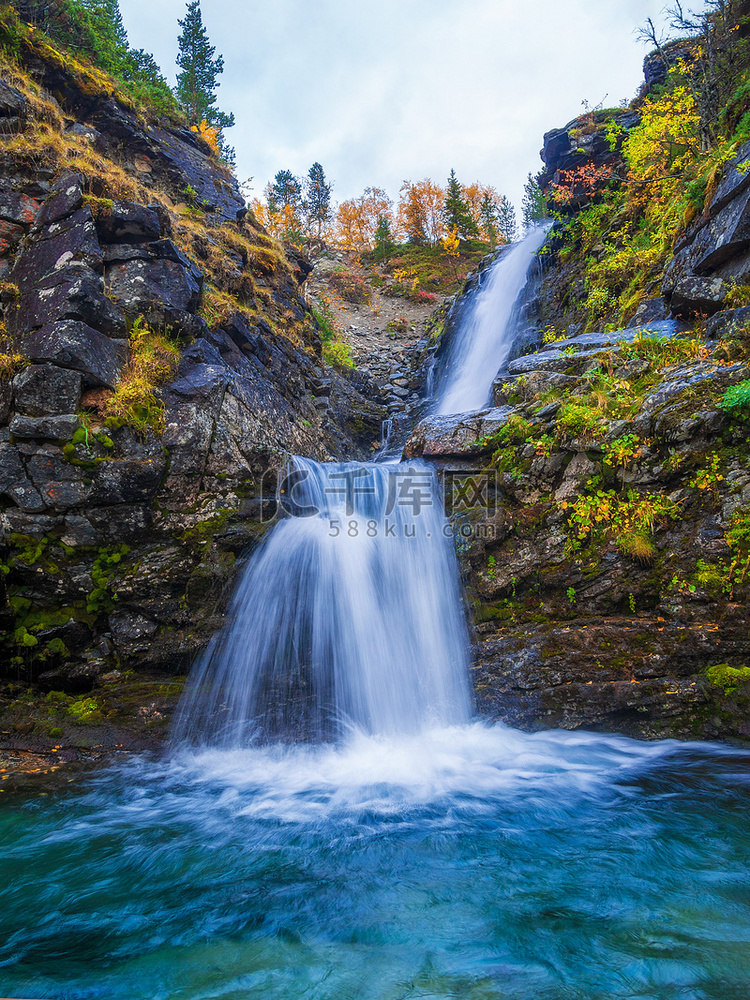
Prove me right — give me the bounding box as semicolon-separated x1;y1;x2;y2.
0;18;386;747
407;44;750;741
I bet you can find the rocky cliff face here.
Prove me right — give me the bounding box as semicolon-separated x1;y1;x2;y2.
406;62;750;742
0;27;386;746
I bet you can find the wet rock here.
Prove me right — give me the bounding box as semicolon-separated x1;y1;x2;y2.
405;407;513;458
507;350;578;375
22;320;123;388
109;611;158;657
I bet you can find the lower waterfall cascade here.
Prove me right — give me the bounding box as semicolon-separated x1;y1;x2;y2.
173;457;472;745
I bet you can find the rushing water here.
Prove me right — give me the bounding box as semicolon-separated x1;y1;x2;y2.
3;729;750;999
435;224;550;415
173;458;471;744
4;226;750;1000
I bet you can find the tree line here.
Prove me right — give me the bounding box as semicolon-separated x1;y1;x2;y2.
252;168;546;255
14;0;236;164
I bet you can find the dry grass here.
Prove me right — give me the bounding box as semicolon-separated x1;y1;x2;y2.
99;318;180;436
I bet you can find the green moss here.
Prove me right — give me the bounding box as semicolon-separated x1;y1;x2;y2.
67;696;103;723
706;663;750;695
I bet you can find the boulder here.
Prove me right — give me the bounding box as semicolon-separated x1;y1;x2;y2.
10;413;78;441
626;297;671;327
670;276;729;317
405;407;513;458
21;320;123;388
705;305;750;340
94;201;162;243
106;256;203;319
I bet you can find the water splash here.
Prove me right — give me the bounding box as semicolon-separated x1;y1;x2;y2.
435;224;550;415
173;457;471;745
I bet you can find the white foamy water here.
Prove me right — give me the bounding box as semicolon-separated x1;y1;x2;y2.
436;224;550;415
173;458;471;745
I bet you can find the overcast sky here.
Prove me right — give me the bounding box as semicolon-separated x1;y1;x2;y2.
118;0;671;214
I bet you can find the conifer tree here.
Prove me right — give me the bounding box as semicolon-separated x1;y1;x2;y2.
444;169;479;240
522;173;547;230
268;170;303;214
373;214;396;261
304;163;332;238
176;1;235;159
496;195;517;243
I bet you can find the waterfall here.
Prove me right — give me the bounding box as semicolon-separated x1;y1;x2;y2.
174;457;471;745
435;224;550;415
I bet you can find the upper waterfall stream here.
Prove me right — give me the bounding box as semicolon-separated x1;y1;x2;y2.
435;224;550;415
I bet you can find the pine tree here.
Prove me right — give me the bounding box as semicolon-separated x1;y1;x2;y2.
522;173;547;230
478;193;498;247
176;1;235;157
304;163;332;238
373;214;395;261
443;169;479;240
497;195;517;243
268;170;302;214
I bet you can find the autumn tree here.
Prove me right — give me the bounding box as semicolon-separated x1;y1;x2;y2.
443;169;479;239
397;179;445;246
304;163;333;239
463;183;516;246
335;188;394;252
176;1;235;163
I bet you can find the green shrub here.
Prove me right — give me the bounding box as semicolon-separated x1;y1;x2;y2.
719;380;750;411
323;340;354;371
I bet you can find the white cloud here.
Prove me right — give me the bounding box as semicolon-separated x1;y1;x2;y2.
119;0;670;213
